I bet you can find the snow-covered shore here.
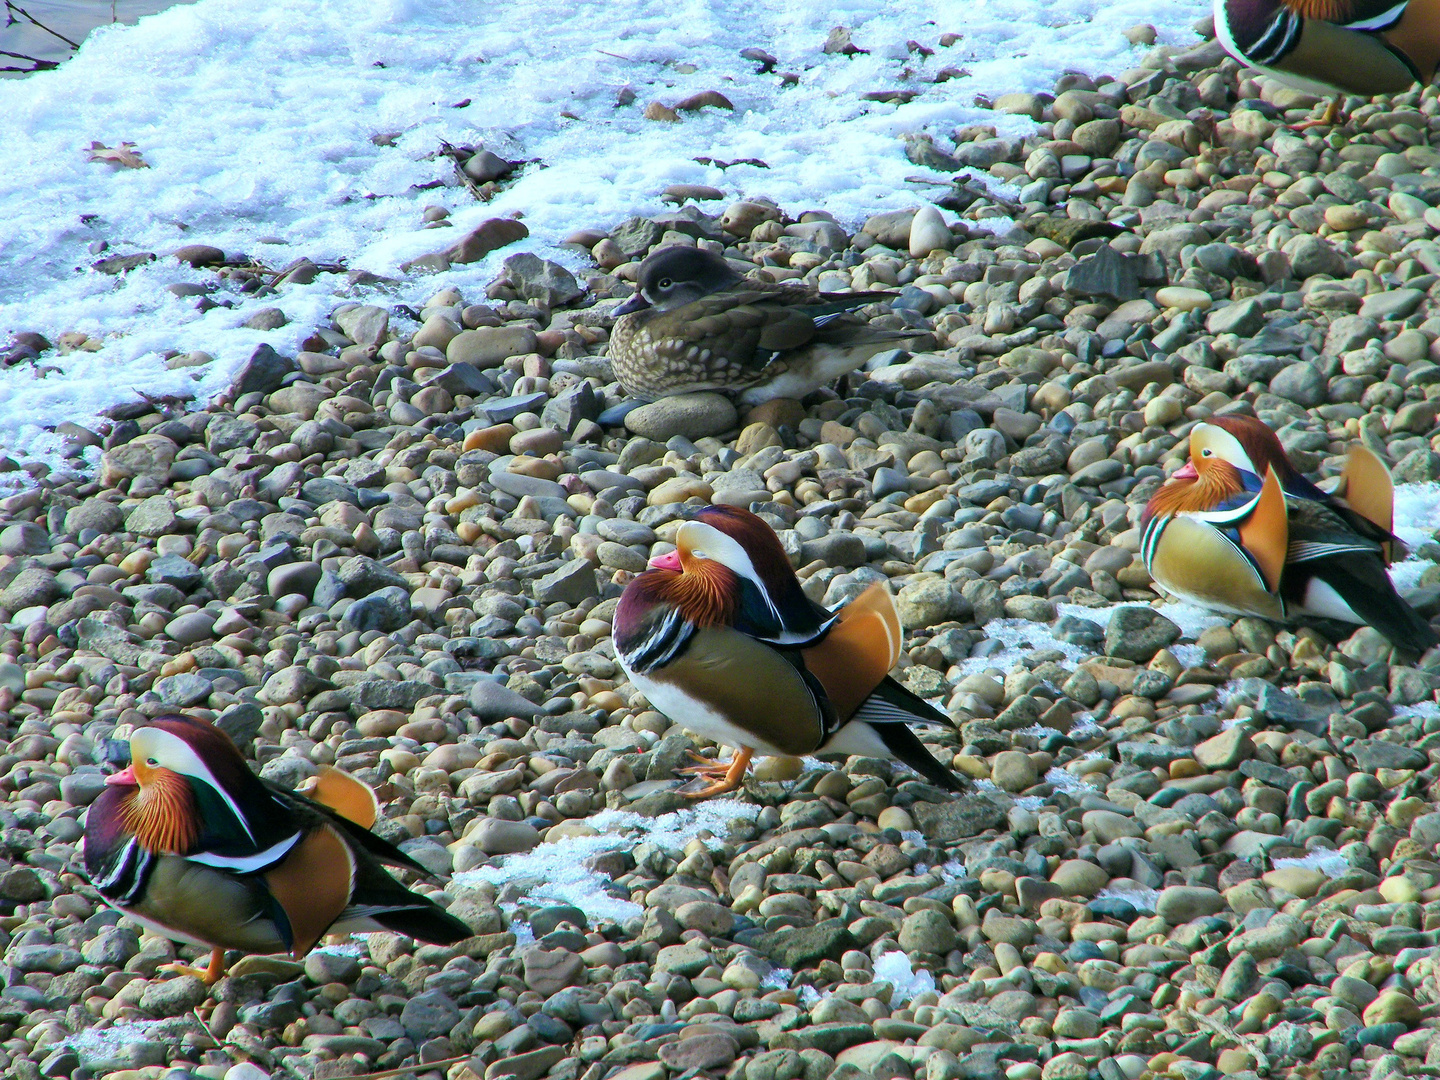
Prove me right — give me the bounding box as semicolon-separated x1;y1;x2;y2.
1;0;1204;477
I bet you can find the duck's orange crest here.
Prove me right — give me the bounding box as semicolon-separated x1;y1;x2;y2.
1148;459;1246;519
668;558;739;627
121;769;200;854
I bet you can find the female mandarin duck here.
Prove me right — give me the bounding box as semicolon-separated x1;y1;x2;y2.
82;715;471;984
609;246;923;406
1214;0;1440;127
615;505;966;797
1142;414;1438;652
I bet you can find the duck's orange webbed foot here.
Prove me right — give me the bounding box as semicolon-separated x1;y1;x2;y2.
161;947;227;985
678;747;753;798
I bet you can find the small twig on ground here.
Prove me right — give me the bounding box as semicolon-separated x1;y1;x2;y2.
0;48;58;73
4;0;80;49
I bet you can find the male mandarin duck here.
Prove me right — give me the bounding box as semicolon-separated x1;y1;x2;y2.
1142;414;1439;652
1213;0;1440;127
615;504;966;797
609;246;922;406
82;715;471;983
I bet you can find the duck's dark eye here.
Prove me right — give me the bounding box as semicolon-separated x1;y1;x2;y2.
657;277;673;289
146;757;159;767
1201;449;1212;457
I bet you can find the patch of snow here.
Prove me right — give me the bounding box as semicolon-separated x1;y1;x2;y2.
1143;600;1232;642
1273;848;1349;880
1391;483;1440;591
1171;644;1207;668
0;0;1207;480
1096;883;1160;913
761;966;792;991
1045;766;1096;797
1397;700;1440;722
934;857;968;880
798;984;824;1006
454;799;759;923
68;1019;166;1060
959;616;1093;676
310;941;366;957
874;950;937;1003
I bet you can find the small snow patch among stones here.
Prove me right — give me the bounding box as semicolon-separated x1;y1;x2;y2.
455;799;760;923
1273;849;1350;879
1096;883;1161;913
874;950;937;1003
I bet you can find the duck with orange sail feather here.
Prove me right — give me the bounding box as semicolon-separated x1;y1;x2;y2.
1141;415;1437;653
615;506;966;797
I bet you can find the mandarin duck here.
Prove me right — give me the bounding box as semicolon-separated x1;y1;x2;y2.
1141;415;1439;652
1213;0;1438;127
82;715;471;984
615;505;966;797
608;246;923;406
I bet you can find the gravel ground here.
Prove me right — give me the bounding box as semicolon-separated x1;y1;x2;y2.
6;18;1440;1080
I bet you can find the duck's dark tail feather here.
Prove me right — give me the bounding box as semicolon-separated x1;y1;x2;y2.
1304;557;1440;654
370;904;474;944
348;854;474;943
866;720;967;792
856;676;966;791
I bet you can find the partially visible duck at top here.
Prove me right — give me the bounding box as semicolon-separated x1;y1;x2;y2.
1213;0;1440;128
1142;415;1438;653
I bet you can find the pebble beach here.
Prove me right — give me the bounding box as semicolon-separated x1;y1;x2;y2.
8;9;1440;1080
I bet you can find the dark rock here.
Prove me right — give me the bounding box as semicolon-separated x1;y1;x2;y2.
758;920;856;968
215;702;264;750
469;679;543;722
342;587;412;633
542;384;601;433
1104;607;1181;662
432;362;496;397
446;217;529;265
155;673;213;708
1352;740;1428;772
911;795;1008;841
1065;244;1141;302
534;560;599;606
230;344;296;399
148;554;202;592
499;253;584;307
337;555;408;596
400;990;459;1040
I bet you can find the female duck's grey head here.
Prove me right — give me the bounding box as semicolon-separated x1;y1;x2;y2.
612;246;743;315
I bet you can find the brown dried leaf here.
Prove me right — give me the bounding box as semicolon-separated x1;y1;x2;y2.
86;141;149;169
675;90;735;112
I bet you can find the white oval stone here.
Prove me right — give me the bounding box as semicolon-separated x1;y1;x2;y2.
1155;286;1212;311
909;205;952;258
